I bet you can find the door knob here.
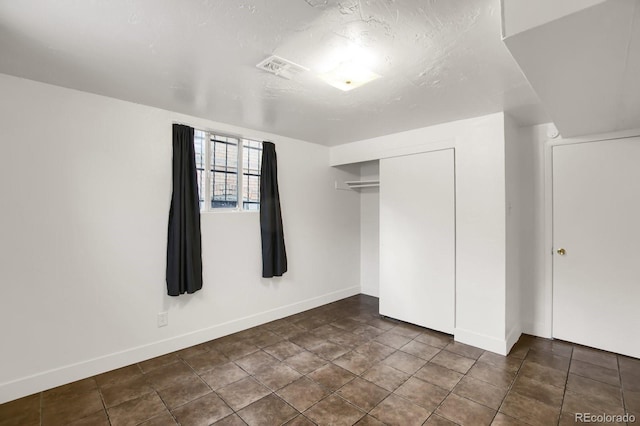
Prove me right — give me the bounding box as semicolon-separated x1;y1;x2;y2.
557;248;566;256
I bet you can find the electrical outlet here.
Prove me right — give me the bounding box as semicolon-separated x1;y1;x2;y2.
157;311;168;327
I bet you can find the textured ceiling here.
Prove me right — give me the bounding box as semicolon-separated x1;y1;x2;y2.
0;0;549;145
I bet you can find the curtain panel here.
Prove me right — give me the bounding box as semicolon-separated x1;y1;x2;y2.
166;124;203;295
260;142;288;278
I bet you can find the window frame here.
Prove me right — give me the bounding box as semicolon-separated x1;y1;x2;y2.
241;139;263;212
194;129;262;213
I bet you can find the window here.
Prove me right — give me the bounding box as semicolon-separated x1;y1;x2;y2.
194;129;263;212
243;139;263;211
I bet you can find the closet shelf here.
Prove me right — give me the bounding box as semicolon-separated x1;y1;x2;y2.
344;180;380;189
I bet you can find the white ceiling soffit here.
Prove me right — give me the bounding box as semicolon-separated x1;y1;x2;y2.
503;0;640;138
501;0;607;38
0;0;548;145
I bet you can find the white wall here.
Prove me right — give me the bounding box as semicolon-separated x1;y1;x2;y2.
504;114;535;347
517;123;640;340
359;161;379;298
0;73;361;403
331;113;513;354
518;123;552;338
453;116;507;352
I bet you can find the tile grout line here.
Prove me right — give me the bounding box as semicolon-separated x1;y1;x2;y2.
144;360;178;424
283;312;405;423
235;349;303;423
555;345;574;426
493;352;527;426
293;319;389;423
150;351;229;424
351;320;479;424
224;321;374;423
203;354;258;423
274;313;350;423
342;322;424;423
427;348;478;425
94;376;113;426
38;391;43;426
616;355;629;421
440;347;528;422
391;332;453;424
130;363;165;426
358;329;475;424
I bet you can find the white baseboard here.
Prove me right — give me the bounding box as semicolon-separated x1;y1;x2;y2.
0;285;360;404
454;327;517;356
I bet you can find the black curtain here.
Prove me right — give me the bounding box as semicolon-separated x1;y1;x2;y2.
260;142;288;278
166;124;203;296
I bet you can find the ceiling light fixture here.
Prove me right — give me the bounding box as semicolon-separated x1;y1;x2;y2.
318;60;381;91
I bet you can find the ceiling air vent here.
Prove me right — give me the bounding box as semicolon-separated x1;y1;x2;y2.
256;55;309;80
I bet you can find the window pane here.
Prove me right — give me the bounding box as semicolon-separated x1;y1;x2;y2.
242;139;263;210
194;130;206;211
210;135;238;209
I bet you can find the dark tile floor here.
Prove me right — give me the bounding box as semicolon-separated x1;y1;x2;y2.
1;295;639;426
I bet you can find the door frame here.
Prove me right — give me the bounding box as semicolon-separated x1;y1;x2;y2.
542;126;640;340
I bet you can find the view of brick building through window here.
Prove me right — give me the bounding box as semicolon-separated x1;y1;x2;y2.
194;130;263;211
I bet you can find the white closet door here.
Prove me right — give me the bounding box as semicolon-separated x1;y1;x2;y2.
379;149;455;334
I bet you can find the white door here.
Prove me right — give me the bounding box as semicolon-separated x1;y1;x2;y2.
379;149;455;334
553;137;640;358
